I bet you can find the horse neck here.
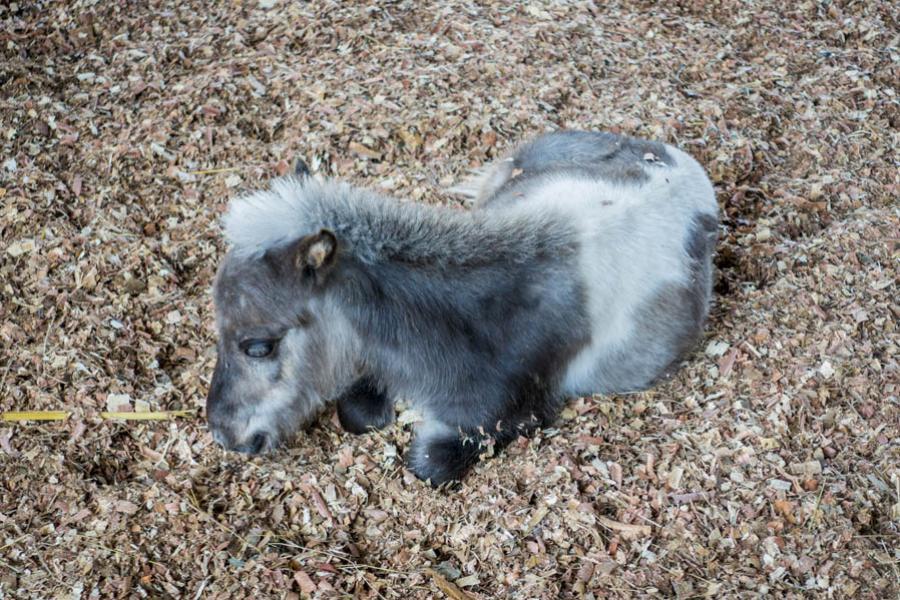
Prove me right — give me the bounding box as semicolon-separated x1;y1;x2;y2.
319;195;572;383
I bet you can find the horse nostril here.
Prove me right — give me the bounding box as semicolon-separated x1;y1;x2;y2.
234;431;269;455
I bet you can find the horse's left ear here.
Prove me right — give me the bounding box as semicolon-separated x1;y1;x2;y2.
296;229;338;276
294;158;310;178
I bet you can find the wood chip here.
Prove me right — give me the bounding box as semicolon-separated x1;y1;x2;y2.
2;2;895;598
597;516;652;539
425;569;475;600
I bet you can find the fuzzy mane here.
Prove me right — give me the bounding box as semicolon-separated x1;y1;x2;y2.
223;177;342;257
223;177;574;267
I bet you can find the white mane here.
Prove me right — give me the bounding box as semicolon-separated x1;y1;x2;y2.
222;177;333;256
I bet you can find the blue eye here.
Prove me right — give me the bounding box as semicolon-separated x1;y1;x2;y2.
241;339;276;358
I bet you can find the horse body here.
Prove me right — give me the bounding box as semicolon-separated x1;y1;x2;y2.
208;131;718;485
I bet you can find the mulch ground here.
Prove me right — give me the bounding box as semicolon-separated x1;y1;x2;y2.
1;1;897;598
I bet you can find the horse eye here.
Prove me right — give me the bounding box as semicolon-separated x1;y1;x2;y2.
241;339;276;358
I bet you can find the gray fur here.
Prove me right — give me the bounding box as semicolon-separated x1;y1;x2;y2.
463;130;675;208
207;130;718;486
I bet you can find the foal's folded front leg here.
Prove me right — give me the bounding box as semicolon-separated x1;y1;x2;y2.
406;418;531;487
406;407;552;486
335;375;395;434
406;421;486;487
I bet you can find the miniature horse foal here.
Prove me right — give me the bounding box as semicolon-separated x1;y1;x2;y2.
207;131;718;486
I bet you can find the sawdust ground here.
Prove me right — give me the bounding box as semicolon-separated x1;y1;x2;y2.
1;1;897;598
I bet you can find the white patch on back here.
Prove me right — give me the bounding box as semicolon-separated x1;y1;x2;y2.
495;145;716;394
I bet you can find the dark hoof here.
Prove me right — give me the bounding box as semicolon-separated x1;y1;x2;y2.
336;376;394;435
406;433;482;487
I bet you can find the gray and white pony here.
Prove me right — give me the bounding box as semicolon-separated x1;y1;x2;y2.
207;131;718;486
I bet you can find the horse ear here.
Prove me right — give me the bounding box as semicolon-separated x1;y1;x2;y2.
294;158;310;178
296;229;337;276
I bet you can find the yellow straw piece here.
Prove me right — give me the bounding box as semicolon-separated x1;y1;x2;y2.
100;410;196;420
187;167;239;176
1;410;196;422
2;411;71;421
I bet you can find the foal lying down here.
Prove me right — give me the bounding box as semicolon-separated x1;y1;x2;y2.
207;131;718;486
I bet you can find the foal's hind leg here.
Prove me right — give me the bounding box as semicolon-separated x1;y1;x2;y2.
336;375;394;434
